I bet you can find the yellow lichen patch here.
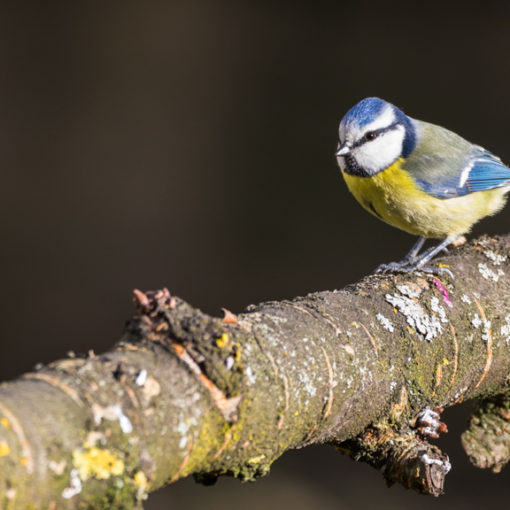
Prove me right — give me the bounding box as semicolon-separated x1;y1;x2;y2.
1;417;10;429
0;441;10;457
133;470;148;488
73;447;125;481
216;333;230;349
247;454;265;464
234;343;242;362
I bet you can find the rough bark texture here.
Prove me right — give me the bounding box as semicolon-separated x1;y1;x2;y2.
1;235;510;508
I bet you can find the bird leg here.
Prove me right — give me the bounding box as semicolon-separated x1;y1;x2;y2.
375;236;458;277
402;236;427;263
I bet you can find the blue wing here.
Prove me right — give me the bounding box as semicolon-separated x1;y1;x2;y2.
414;146;510;199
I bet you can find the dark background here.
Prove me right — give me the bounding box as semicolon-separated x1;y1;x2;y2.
0;2;509;508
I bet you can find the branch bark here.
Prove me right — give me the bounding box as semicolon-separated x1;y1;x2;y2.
1;235;510;508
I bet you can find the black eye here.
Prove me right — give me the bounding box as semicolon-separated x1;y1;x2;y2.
365;131;377;141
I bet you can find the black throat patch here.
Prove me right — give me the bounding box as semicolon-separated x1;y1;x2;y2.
342;155;373;177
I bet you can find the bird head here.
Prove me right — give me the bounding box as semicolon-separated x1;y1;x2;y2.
336;97;417;176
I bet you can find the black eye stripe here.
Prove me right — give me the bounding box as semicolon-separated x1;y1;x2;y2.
352;122;400;149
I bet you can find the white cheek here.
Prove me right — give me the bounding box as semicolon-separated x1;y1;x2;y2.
353;127;405;174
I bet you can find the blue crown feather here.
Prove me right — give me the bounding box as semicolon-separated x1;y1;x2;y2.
341;97;388;128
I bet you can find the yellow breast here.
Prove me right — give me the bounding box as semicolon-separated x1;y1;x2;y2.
341;158;508;238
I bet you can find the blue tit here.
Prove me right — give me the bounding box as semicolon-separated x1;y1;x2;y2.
335;97;510;276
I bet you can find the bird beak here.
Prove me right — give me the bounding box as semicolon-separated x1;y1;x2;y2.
335;143;351;157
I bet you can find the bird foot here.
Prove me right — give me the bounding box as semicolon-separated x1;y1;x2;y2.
374;241;453;278
374;260;453;279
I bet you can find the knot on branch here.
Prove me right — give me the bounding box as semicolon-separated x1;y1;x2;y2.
335;423;451;497
462;394;510;473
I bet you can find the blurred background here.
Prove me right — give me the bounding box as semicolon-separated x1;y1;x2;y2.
0;1;509;508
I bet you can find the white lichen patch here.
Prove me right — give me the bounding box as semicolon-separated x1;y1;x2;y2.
483;249;507;266
421;453;452;473
135;369;148;386
92;404;133;434
471;313;482;329
266;314;288;325
451;386;467;403
341;344;355;356
478;262;505;282
416;407;441;437
245;365;256;385
430;296;448;324
385;294;442;341
396;283;422;299
225;356;234;370
500;315;510;346
376;313;394;332
481;318;492;343
461;294;472;304
48;459;67;475
62;468;82;499
297;369;317;397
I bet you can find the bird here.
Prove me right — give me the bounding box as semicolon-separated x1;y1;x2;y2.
335;97;510;276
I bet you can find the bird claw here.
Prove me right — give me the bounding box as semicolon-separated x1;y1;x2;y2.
417;265;454;278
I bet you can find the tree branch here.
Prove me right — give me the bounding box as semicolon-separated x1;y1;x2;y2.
1;235;510;508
